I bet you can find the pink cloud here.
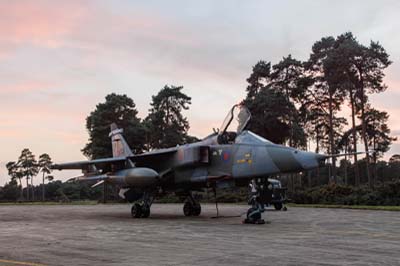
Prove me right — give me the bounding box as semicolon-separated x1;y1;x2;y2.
0;1;88;46
0;0;198;51
188;118;222;138
0;80;53;94
0;1;243;89
0;96;88;124
0;128;27;138
385;77;400;92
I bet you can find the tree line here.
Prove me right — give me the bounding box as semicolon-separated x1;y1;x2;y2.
79;32;398;193
2;85;196;202
4;150;53;201
82;85;197;159
244;32;395;189
2;31;399;203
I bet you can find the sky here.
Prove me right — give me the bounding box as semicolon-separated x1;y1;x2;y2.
1;0;400;185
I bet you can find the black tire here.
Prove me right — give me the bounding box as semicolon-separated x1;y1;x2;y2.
141;206;150;218
192;204;201;216
183;201;193;216
274;202;283;211
247;207;261;220
131;203;142;218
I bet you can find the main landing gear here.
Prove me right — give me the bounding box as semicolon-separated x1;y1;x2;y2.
183;192;201;217
131;192;153;218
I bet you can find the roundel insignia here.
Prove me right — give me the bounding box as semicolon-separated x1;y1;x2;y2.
222;151;230;162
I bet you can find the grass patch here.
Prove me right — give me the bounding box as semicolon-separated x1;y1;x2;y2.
288;203;400;211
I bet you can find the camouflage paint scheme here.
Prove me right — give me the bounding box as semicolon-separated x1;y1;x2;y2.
147;130;326;191
52;105;328;217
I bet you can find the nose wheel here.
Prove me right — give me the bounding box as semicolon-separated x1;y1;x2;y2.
131;203;142;218
243;179;265;224
131;192;153;218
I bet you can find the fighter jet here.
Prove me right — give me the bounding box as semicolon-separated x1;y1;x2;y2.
52;104;353;223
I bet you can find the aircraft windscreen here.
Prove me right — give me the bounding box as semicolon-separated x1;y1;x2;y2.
219;104;251;134
235;131;274;145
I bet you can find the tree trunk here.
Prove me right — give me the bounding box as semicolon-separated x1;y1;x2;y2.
327;162;332;185
359;80;372;188
42;172;45;201
18;178;23;200
344;141;348;185
31;176;34;201
373;137;378;185
350;91;360;186
286;88;293;147
328;91;337;183
26;177;29;201
316;132;320;183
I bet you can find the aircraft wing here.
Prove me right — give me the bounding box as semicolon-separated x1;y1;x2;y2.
52;148;178;171
51;157;126;170
131;147;178;160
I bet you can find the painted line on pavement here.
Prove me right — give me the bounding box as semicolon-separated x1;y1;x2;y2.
0;259;46;266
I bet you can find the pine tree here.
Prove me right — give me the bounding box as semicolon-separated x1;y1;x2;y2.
145;85;192;149
38;153;53;201
305;36;347;183
18;148;38;201
6;161;23;200
83;93;145;159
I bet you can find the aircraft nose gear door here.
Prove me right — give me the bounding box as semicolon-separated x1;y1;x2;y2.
243;179;269;224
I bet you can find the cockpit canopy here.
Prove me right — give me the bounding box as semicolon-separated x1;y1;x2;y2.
204;104;276;145
217;104;251;144
234;130;273;145
219;104;251;134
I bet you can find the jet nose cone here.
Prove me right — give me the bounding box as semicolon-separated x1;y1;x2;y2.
315;154;327;167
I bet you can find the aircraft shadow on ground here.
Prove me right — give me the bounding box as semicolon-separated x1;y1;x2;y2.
85;209;281;221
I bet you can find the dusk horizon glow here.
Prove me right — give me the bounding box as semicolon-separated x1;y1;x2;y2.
1;0;400;185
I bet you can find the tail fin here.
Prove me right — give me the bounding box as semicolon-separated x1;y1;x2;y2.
109;123;134;157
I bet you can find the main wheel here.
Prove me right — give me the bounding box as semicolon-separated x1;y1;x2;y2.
274;202;283;211
131;203;142;218
183;201;193;216
192;204;201;216
141;205;150;218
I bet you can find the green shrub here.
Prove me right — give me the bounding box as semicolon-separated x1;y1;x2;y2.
289;181;400;206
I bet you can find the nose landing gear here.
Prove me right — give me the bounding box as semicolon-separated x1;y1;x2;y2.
131;192;153;218
243;179;266;224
